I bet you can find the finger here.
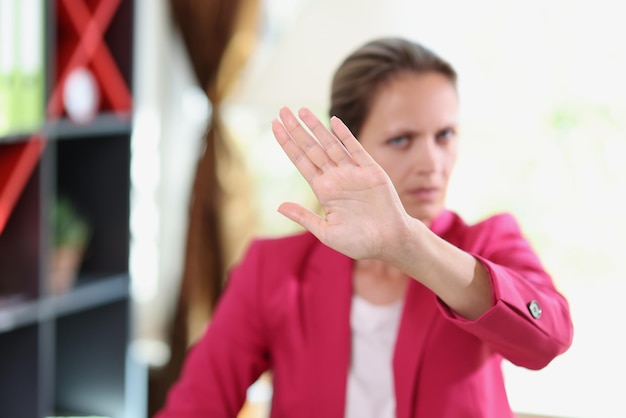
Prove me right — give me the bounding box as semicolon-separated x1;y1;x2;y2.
279;107;332;169
277;202;325;238
298;108;353;165
272;119;320;181
330;116;377;167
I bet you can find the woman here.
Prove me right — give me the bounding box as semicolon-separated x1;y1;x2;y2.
156;37;573;418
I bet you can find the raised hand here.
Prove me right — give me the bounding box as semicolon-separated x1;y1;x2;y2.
271;107;412;260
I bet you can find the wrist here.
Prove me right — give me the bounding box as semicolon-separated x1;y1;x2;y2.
379;215;428;266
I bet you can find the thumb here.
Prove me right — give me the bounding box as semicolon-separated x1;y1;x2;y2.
278;202;325;236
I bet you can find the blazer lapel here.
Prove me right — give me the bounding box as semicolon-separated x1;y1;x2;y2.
393;281;438;418
302;241;353;417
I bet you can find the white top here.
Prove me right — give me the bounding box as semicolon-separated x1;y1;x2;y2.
345;295;404;418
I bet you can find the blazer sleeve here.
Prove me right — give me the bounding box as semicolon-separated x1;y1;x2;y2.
437;213;574;370
155;240;270;418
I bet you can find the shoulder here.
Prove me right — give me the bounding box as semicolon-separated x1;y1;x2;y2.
248;230;319;255
440;210;527;250
469;212;522;234
441;209;521;232
236;230;321;272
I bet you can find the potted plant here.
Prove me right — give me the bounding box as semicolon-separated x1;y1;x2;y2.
48;196;91;294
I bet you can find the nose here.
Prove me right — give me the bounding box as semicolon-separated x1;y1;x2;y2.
412;137;439;174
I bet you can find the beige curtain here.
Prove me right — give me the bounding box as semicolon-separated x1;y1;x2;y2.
148;0;260;414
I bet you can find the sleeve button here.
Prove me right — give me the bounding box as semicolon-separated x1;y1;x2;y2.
528;300;542;319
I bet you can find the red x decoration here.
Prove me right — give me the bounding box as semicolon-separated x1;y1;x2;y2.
47;0;132;119
0;136;46;233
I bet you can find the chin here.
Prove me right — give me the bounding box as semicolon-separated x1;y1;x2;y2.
406;204;443;226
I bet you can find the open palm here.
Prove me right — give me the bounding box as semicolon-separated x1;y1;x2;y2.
272;107;411;260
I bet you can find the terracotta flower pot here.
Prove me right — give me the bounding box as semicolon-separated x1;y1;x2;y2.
48;245;85;295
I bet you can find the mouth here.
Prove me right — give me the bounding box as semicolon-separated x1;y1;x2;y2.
407;187;439;201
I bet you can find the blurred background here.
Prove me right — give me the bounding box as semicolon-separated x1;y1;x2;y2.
138;0;625;417
1;0;624;417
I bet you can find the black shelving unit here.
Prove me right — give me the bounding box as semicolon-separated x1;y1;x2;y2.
0;0;143;417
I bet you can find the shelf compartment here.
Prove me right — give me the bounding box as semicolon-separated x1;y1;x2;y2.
54;299;129;417
0;136;46;233
0;160;42;301
49;0;133;119
54;133;130;284
0;325;40;418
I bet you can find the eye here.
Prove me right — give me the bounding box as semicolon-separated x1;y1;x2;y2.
435;127;456;144
386;135;410;148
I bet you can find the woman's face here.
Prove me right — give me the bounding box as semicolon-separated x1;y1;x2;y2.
358;72;459;226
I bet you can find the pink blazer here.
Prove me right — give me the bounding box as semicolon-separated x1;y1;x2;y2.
156;211;573;418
